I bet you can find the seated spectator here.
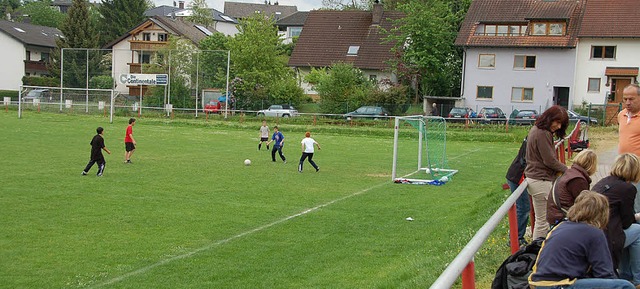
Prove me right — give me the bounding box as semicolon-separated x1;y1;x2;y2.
546;149;598;226
593;153;640;286
529;191;635;289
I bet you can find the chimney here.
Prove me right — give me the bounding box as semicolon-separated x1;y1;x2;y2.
372;1;383;25
178;1;184;9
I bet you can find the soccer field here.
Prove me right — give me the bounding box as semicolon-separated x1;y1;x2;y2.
0;112;518;288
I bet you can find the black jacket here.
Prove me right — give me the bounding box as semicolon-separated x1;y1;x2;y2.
506;138;527;183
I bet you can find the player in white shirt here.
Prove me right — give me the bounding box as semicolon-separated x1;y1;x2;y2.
299;131;321;173
258;120;270;150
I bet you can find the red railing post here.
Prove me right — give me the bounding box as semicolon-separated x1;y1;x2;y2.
508;204;519;254
461;261;475;289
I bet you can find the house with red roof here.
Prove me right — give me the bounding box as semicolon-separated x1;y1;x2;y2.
288;3;404;96
573;0;640;124
455;0;585;115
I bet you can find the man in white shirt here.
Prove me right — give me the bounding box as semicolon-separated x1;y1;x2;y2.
299;131;321;173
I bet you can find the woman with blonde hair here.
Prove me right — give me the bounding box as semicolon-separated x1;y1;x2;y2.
525;105;569;240
593;153;640;287
546;149;598;226
529;191;635;289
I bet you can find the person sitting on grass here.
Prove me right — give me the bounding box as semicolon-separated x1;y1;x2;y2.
529;190;636;289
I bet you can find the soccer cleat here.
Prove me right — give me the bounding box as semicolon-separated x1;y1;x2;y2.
267;145;269;150
126;160;132;164
316;167;320;172
97;173;103;177
283;160;287;164
82;171;88;175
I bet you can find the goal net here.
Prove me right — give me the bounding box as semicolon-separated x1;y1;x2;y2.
18;85;116;122
391;116;458;185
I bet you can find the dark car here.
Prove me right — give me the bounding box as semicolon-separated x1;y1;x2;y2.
478;107;507;123
345;106;389;120
513;109;538;125
447;107;476;122
567;109;598;126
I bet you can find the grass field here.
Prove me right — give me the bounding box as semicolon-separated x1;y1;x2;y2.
0;111;525;288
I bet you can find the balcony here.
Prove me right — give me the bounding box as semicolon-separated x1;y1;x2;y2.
129;40;168;51
128;63;142;73
24;60;48;72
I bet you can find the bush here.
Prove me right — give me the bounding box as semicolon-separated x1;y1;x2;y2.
89;75;114;89
22;76;59;87
0;90;18;99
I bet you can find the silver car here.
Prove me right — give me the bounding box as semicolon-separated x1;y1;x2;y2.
256;105;299;118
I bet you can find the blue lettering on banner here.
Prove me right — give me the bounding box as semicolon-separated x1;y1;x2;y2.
156;74;168;85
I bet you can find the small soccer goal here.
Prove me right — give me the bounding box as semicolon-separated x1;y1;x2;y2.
391;116;458;185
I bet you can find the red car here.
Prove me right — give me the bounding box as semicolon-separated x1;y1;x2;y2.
204;100;221;113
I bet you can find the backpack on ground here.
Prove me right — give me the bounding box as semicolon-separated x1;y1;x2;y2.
491;238;544;289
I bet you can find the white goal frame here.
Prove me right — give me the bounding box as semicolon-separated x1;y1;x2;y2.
18;85;116;123
391;116;458;184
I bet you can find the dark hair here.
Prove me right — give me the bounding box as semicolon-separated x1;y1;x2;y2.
96;127;104;134
274;126;278;130
129;118;136;124
535;105;569;139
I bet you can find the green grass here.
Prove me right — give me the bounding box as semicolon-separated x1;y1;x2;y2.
0;111;520;288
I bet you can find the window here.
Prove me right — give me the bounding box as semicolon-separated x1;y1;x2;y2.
588;78;601;92
474;24;526;36
40;52;49;62
26;50;31;61
142;33;151;41
158;33;168;41
478;54;495;68
289;27;302;37
347;46;359;56
591;46;616;59
514;55;536;69
477;86;493;99
511;87;534;101
139;51;152;64
531;22;565;36
497;25;508;36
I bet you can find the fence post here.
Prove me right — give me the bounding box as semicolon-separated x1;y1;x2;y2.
508;204;519;254
461;261;475;289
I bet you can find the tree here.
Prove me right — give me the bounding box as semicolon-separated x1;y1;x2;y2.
0;0;19;20
16;0;66;28
321;0;369;10
225;14;303;109
199;32;231;90
48;0;101;88
98;0;149;46
186;0;212;27
388;0;471;100
305;63;373;114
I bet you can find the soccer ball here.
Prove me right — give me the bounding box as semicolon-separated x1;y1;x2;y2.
440;176;449;182
244;159;251;166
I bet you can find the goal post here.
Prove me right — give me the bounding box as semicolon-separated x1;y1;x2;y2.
392;116;458;185
18;85;116;123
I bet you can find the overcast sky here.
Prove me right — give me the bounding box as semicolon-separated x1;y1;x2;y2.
153;0;325;12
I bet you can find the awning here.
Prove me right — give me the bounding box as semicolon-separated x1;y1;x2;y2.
605;67;639;76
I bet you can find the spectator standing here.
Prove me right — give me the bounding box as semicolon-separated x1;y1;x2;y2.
82;127;111;176
505;137;531;246
525;105;569;240
528;191;635;289
593;153;640;286
546;149;598;226
431;103;439;116
299;132;321;173
618;83;640;212
267;126;286;163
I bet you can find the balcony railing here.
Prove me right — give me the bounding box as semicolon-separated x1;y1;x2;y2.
129;40;168;51
24;60;48;72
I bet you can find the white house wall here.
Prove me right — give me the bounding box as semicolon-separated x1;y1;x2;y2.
0;33;26;91
574;38;640;105
111;38;133;95
462;47;576;115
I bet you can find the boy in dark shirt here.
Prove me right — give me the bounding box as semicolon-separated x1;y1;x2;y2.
82;127;111;176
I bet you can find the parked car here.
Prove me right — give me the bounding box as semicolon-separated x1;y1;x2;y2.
203;100;221;114
344;106;389;120
22;89;51;102
512;109;538;125
477;107;507;123
567;109;598;125
256;104;299;117
447;107;476;122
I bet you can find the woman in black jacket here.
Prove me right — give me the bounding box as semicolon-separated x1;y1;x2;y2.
593;153;640;286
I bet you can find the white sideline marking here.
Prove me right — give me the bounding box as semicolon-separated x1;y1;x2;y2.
90;182;388;288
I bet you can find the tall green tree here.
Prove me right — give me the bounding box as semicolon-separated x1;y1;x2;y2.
388;0;470;100
16;0;66;28
98;0;148;46
225;14;303;109
199;32;231;90
305;63;374;114
48;0;101;88
186;0;212;27
321;0;369;10
0;0;19;20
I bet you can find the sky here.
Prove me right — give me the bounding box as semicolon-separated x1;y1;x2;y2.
153;0;325;12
